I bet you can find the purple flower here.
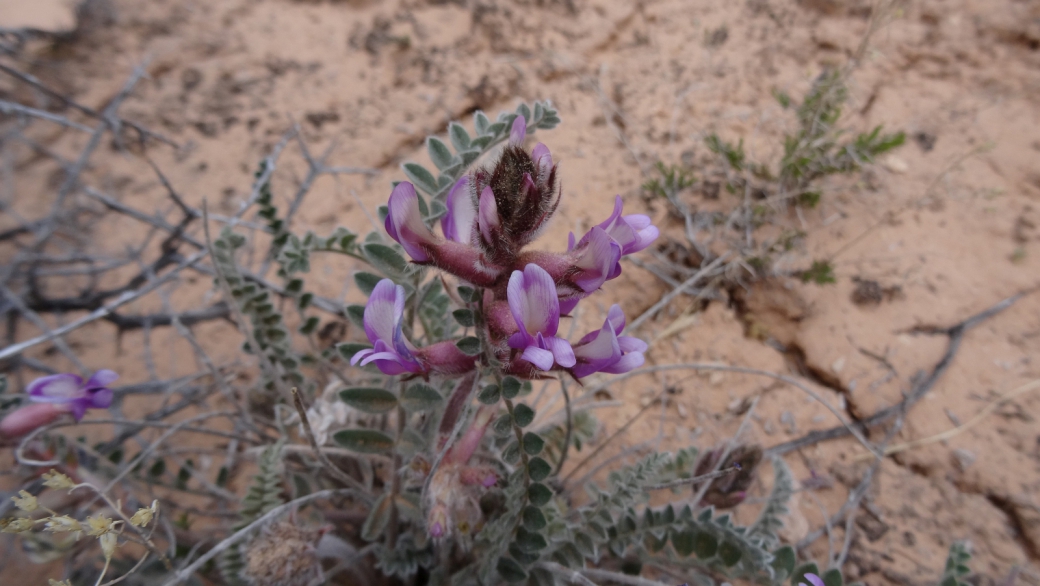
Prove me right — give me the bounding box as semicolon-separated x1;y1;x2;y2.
799;574;825;586
531;143;553;179
572;196;659;280
509;115;526;145
571;305;647;378
27;370;118;421
478;186;501;245
506;264;575;371
350;279;424;375
441;176;476;244
385;182;438;262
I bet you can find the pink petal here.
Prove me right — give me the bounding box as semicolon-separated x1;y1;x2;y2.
478;186;500;243
572;228;621;292
521;346;555;371
88;388;113;409
363;279;404;345
544;336;576;368
84;369;118;390
442;176;475;243
531;143;553;178
606;304;626;335
517;264;560;336
596;195;624;231
27;374;84;403
601;350;645;374
509;115;527;144
386;182;436;262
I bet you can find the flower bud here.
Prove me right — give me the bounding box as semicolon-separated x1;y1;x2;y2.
241;521;324;586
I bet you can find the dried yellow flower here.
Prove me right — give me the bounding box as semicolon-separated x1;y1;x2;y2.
1;517;35;533
99;531;118;560
45;515;82;534
48;580;72;586
11;490;38;512
42;470;75;490
130;500;159;527
84;514;114;537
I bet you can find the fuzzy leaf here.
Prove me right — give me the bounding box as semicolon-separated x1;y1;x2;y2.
402;163;439;195
528;482;552;506
354;272;383;296
512;403;535;427
822;568;844;586
400;384;442;411
362;493;393;541
339;388;398;414
456;336;481;356
333;429;394;453
453;309;475;327
363;243;408;275
474;111;490;135
478;384;501;405
515;527;548;553
522;432;545;455
718;541;742;566
449;122;471;152
497;557;528;582
527;457;551;481
771;545;797;578
427;137;455;171
501;376;521;399
346;305;365;330
522;505;547;531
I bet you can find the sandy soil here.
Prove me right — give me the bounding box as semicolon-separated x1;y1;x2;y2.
2;0;1040;584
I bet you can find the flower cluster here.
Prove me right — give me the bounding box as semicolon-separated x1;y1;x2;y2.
356;116;657;381
0;370;117;439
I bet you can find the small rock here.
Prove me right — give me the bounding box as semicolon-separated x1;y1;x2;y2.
831;356;846;374
952;448;976;471
883;155;909;174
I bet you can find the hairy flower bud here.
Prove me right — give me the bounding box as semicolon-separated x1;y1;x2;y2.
241;521;325;586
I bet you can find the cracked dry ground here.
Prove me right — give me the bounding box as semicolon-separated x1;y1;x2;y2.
2;0;1040;584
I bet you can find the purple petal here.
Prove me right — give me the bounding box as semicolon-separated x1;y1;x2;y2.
27;374;84;404
618;336;648;353
572;227;621;292
88;387;113;409
601;350;644;374
478;186;500;243
572;322;621;378
596;196;625;231
543;335;576;368
521;346;554;371
350;348;375;366
531;143;553;179
559;297;579;315
386;182;435;262
442;176;475;243
800;574;826;586
363;279;404;346
606;304;626;335
509;115;527;145
69;399;90;421
84;369;118;390
509;264;560;336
